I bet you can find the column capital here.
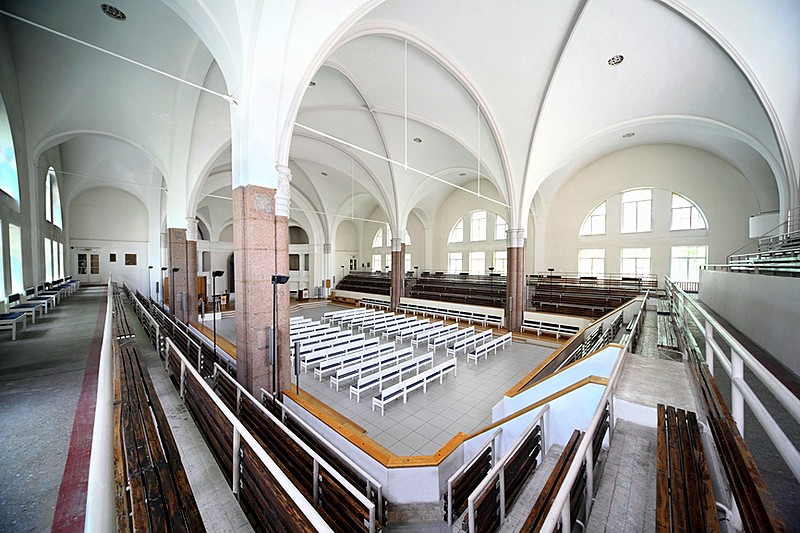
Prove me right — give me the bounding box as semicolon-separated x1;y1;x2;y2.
391;237;403;252
506;228;525;248
275;164;292;217
185;217;199;241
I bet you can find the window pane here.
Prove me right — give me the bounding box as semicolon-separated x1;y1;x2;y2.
405;254;411;273
52;175;63;229
289;254;300;271
621;189;651;233
372;254;381;272
45;170;52;222
404;230;411;246
495;216;507;240
448;252;462;273
449;219;463;243
304;253;309;271
470;211;486;241
579;248;605;275
494;251;507;274
469;251;485;274
620;248;651;276
372;228;383;248
58;242;64;279
580;202;606;236
0;95;21;204
9;224;23;292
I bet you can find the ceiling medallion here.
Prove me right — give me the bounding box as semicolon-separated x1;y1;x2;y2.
607;55;624;66
622;132;635;138
101;4;127;21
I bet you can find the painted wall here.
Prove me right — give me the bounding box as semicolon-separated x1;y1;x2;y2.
699;270;800;379
68;187;150;291
541;145;763;282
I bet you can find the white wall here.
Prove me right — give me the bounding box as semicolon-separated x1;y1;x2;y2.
541;145;763;281
68;187;150;291
699;270;800;379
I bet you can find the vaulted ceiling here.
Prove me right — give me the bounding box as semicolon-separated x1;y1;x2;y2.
1;0;796;242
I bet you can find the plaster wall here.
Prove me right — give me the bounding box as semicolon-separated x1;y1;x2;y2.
699;270;800;379
542;145;762;281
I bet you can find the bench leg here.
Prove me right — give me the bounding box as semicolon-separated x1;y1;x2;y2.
11;323;16;341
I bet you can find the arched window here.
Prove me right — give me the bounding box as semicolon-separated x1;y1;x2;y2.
45;167;63;228
0;94;20;206
494;215;507;240
404;230;411;246
448;219;464;243
470;211;487;241
372;228;384;248
579;202;606;236
671;193;707;230
621;189;651;233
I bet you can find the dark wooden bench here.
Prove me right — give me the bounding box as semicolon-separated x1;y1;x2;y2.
117;343;205;532
521;429;583;531
656;404;719;533
443;446;492;524
657;314;678;350
690;359;787;532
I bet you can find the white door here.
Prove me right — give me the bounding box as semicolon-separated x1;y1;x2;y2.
89;253;101;283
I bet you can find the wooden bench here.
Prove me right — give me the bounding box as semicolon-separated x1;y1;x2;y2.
396;320;442;343
429;326;475;353
372;358;457;415
521;318;580;339
117;343;205;532
447;329;493;357
349;352;434;403
657;314;678;350
322;307;369;324
381;317;423;339
313;341;395;381
330;346;413;391
411;323;457;348
466;332;512;365
521;429;583;531
656;404;719;533
299;336;379;373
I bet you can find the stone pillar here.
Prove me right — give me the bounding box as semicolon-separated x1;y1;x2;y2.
233;167;292;398
506;229;526;332
168;228;189;323
185;218;199;323
390;238;405;311
323;243;332;298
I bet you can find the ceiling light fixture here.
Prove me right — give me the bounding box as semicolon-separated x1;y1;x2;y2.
309;81;316;87
459;172;466;176
607;55;624;66
622;132;635;138
101;4;126;21
412;137;422;144
320;172;327;176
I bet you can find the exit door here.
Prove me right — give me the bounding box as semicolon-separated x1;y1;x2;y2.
77;253;101;283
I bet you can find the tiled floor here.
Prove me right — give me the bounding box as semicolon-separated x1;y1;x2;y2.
213;304;554;456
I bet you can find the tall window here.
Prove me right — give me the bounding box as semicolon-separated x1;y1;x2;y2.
469;251;485;274
45;168;63;228
0;95;21;205
44;238;53;282
671;246;707;282
385;254;391;272
372;228;384;248
448;219;463;243
371;254;382;273
621;189;651;233
620;248;651;276
448;252;462;273
58;242;64;279
495;216;507;240
580;202;606;236
405;254;411;273
404;231;411;246
579;249;605;275
9;224;23;293
493;251;507;274
0;221;4;299
470;211;486;241
671;194;706;230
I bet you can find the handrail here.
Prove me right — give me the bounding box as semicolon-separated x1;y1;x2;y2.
446;426;502;526
726;207;799;260
165;336;334;532
208;366;377;532
539;291;647;532
466;405;549;532
84;278;115;532
664;277;800;484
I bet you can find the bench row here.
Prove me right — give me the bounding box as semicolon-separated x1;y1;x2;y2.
397;301;503;328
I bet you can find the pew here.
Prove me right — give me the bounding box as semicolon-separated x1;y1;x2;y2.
656;404;719;533
372;357;457;415
313;341;395;381
330;346;413;391
349;352;434;403
466;332;513;365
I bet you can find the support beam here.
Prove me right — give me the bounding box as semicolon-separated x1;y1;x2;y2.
506;229;526;332
390;239;405;311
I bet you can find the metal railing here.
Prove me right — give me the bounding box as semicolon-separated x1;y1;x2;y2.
164;336;334;531
664;277;800;484
84;278;115;532
465;406;549;532
539;292;648;532
207;367;377;531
